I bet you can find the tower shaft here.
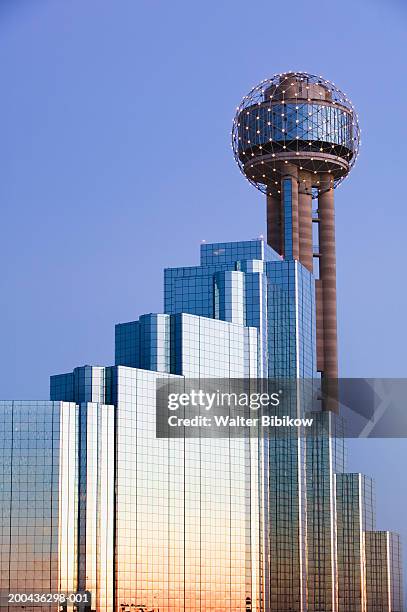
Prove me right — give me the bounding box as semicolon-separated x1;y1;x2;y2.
318;184;338;380
266;193;282;254
266;173;338;383
298;172;313;272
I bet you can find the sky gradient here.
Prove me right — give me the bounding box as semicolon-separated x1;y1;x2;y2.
1;0;406;588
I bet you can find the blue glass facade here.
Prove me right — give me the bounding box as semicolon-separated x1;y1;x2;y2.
162;239;315;381
115;314;170;371
237;103;354;155
283;180;294;259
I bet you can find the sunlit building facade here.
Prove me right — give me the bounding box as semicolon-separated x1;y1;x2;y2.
365;532;403;612
0;401;78;597
0;400;114;611
336;473;376;612
51;238;313;611
1;237;405;612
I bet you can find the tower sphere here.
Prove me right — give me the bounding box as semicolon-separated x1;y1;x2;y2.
232;71;360;198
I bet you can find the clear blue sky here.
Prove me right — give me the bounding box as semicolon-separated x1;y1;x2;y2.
1;0;406;583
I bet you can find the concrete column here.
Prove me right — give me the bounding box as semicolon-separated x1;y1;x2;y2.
282;163;299;260
298;171;313;272
318;182;338;381
266;193;282;254
316;280;325;373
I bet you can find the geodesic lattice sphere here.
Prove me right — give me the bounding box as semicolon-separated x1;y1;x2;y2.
231;72;360;198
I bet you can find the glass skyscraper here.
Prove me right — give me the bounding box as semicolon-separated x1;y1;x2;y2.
1;238;403;611
0;71;404;611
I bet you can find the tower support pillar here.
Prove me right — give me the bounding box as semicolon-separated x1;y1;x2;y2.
267;193;282;255
298;171;313;272
281;164;299;260
318;182;338;381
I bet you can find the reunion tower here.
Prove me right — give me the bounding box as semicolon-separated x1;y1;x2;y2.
232;71;360;383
